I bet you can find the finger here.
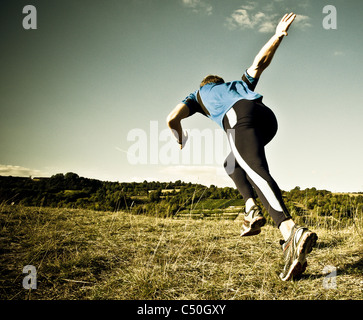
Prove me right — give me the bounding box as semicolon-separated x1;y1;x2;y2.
284;13;291;22
288;13;296;21
286;14;296;26
283;13;295;26
280;13;288;23
282;13;290;22
284;12;294;22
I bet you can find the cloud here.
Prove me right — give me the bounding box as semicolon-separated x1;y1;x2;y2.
225;9;278;33
294;14;312;29
258;21;276;33
225;4;312;33
333;51;344;57
0;164;47;178
240;2;256;11
182;0;213;16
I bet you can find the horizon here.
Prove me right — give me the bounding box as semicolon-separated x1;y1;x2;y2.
1;171;362;194
1;0;362;193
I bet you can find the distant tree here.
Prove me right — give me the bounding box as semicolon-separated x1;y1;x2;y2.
64;172;80;189
149;189;161;202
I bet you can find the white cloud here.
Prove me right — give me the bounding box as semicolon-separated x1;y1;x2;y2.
0;164;47;178
297;0;311;10
294;14;312;29
182;0;213;16
225;9;248;30
240;2;256;11
225;5;312;33
333;51;344;56
225;8;277;33
258;21;276;33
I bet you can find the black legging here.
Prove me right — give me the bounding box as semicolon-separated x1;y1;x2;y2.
223;98;291;227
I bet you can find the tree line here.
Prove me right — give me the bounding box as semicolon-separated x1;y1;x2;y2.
0;173;361;220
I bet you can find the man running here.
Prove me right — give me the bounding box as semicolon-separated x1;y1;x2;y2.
166;13;317;281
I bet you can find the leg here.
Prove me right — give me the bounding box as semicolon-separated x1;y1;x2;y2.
224;100;317;280
228;126;291;227
224;100;292;228
224;151;266;236
224;152;258;213
279;219;296;241
224;152;254;201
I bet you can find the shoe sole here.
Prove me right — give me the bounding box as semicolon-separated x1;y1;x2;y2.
280;231;318;281
240;216;266;237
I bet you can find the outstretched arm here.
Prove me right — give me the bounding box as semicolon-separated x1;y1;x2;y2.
247;13;296;79
166;103;190;149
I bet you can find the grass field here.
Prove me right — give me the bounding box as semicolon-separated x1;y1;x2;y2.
0;204;362;300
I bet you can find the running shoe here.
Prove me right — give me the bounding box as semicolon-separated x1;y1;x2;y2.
279;225;318;281
236;205;266;237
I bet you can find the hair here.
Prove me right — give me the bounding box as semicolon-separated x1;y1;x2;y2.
200;75;225;87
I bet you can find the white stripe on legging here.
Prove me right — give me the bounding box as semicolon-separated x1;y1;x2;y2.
226;107;237;128
228;132;283;212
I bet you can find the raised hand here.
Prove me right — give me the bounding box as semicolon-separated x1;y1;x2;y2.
275;13;296;37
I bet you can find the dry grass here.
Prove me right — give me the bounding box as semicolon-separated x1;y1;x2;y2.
0;204;362;300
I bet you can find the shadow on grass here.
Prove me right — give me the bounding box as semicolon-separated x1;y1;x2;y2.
296;256;362;281
339;257;363;276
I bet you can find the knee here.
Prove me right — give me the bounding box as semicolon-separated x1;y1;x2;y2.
224;153;236;175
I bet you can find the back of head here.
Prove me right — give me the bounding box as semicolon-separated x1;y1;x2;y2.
200;75;225;87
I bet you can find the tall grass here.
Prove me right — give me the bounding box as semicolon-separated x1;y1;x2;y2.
0;201;362;300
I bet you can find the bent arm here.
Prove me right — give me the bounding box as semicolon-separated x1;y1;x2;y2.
166;103;190;149
247;13;296;79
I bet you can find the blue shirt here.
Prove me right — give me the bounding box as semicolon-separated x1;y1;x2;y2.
182;70;262;129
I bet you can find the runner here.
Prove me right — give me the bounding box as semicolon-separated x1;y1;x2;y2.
166;13;317;281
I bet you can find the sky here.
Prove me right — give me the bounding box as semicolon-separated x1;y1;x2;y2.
0;0;362;192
